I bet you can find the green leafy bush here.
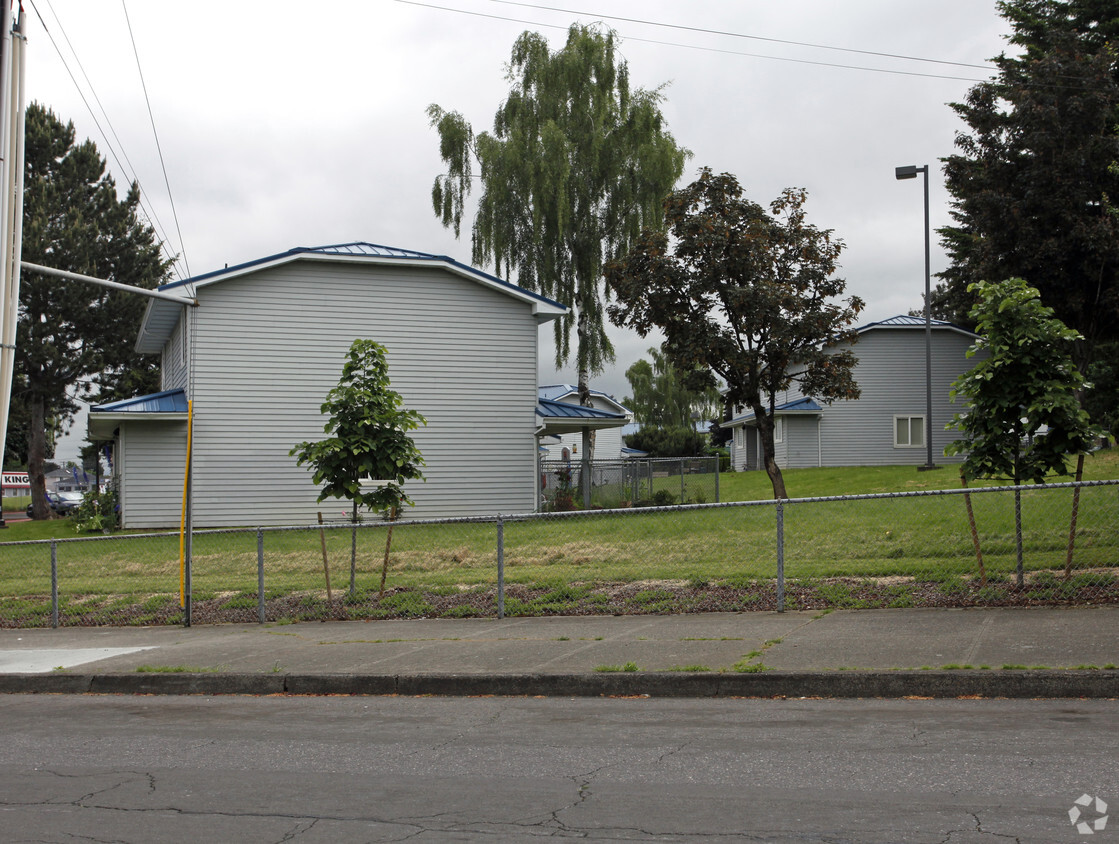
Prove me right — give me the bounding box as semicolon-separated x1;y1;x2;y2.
70;486;120;533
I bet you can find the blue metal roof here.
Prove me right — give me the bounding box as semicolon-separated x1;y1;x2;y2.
159;241;565;310
91;389;188;414
725;397;823;426
537;398;625;421
857;315;975;336
538;383;623;403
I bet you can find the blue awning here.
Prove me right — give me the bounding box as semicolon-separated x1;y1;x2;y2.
724;397;823;427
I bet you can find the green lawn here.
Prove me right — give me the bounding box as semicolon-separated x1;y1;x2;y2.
1;451;1116;623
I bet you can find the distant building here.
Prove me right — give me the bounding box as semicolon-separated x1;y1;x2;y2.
537;385;630;461
722;316;986;471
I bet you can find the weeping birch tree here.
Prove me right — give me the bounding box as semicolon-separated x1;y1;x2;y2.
428;23;689;463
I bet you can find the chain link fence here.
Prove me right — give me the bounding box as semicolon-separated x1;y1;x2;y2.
1;480;1116;627
539;456;720;510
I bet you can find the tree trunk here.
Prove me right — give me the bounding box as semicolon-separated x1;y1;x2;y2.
1064;453;1085;579
28;394;50;519
578;362;594;508
754;407;787;499
960;471;986;585
379;507;397;599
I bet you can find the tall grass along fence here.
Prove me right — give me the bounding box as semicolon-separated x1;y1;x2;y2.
1;480;1116;628
539;456;720;511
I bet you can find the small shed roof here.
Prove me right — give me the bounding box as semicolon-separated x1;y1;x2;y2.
723;397;823;428
535;397;627;435
538;384;630;416
88;389;189;439
136;242;567;354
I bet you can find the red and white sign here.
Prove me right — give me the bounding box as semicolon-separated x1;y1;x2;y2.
2;472;30;489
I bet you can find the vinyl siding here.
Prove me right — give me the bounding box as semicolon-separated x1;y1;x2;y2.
726;327;983;469
811;328;980;467
783;415;821;468
160;314;189;392
175;261;539;527
117;421;188;529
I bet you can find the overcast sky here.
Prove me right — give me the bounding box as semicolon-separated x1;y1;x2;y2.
24;0;1010;460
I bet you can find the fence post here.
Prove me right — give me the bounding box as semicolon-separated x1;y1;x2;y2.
257;529;265;624
51;541;58;629
496;516;505;620
350;501;358;597
680;458;685;503
184;518;192;628
776;500;785;613
714;456;720;503
1014;487;1025;588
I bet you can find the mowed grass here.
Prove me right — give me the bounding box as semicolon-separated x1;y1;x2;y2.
0;451;1116;600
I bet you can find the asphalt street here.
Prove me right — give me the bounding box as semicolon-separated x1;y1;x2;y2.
0;694;1114;842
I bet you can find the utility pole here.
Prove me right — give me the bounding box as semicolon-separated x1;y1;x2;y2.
0;5;26;527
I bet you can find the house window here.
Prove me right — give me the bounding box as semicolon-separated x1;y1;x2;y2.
894;415;925;448
774;417;784;444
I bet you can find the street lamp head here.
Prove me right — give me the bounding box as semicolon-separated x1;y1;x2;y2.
895;165;920;180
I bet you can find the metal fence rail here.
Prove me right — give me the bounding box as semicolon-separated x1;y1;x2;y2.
0;480;1116;627
539;456;719;510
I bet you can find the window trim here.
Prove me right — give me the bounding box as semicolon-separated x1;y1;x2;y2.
893;414;926;449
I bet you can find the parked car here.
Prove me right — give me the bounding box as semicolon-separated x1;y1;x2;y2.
26;490;84;518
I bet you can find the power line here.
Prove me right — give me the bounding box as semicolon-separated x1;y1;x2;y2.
393;0;991;83
121;0;190;278
397;0;1111;91
27;0;187;280
489;0;996;71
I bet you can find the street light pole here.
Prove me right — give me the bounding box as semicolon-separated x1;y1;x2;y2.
895;164;936;471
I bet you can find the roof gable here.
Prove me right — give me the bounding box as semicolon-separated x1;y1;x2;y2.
136;242;567;353
856;315;977;339
538;384;630;415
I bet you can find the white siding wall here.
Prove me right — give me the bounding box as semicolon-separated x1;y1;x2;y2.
783;415;821;468
160;313;189;392
812;328;980;467
726;328;982;469
177;262;539;527
117;421;188;529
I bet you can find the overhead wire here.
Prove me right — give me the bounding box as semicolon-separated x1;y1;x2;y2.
397;0;1112;91
33;0;183;281
394;0;992;83
489;0;996;71
121;0;190;280
27;0;188;281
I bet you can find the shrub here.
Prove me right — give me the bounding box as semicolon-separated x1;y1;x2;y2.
70;486;120;533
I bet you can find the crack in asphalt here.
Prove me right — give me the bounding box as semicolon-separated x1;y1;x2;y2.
937;813;1022;843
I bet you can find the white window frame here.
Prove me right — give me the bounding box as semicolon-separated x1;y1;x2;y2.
773;417;784;444
894;415;926;448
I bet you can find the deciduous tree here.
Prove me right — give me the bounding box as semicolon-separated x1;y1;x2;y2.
946;277;1098;583
606;169;863;499
16;103;169;518
427;23;688;464
623;346;720;429
946;278;1096;484
290;340;426;595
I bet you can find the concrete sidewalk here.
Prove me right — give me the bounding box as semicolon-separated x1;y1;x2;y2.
0;606;1116;698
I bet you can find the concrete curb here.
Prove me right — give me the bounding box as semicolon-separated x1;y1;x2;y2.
0;670;1116;698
